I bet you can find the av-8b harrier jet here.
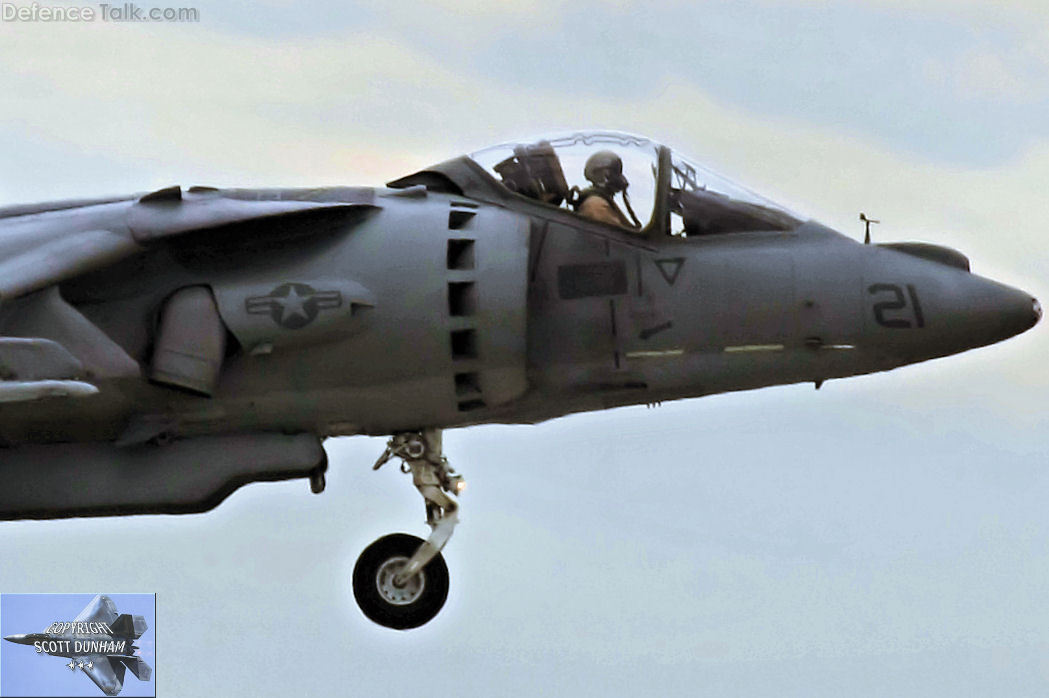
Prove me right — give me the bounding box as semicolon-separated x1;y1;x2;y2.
0;131;1038;629
4;594;151;696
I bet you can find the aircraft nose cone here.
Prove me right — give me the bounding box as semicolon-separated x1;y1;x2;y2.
999;288;1039;339
971;282;1040;346
4;634;29;644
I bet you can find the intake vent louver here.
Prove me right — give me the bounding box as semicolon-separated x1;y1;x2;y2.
446;205;486;412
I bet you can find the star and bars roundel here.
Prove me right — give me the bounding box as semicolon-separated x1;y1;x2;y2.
245;283;343;330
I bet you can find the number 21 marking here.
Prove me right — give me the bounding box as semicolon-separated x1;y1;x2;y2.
868;283;925;328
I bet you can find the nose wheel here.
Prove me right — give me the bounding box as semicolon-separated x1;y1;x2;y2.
352;533;449;630
353;429;463;629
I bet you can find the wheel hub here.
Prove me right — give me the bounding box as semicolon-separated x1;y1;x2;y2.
375;556;425;605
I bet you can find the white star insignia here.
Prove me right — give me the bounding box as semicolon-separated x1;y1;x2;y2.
276;286;310;324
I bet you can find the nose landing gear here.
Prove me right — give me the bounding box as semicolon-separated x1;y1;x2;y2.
353;429;463;630
353;533;449;630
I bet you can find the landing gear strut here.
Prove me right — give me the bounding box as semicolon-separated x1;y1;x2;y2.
353;429;464;630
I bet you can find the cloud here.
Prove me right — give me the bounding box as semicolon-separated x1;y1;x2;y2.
1;10;1046;274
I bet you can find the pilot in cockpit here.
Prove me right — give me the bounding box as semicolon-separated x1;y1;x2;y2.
575;151;642;231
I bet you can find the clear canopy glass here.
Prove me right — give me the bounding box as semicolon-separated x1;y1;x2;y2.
666;150;799;236
470;130;800;236
472;131;659;230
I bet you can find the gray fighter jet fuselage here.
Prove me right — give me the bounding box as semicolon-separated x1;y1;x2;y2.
0;182;1036;442
0;131;1038;628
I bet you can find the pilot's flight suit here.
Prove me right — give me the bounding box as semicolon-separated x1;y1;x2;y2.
577;189;637;229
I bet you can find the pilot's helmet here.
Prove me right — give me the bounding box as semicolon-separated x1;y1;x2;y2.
584;150;628;192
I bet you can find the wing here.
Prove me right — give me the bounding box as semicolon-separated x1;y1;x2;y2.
0;186;376;403
0;185;376;302
79;655;125;697
0;227;140;304
73;595;120;626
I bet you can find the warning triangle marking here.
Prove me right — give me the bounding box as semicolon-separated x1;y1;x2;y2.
654;258;685;286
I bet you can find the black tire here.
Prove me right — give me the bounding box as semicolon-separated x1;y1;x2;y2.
352;533;449;630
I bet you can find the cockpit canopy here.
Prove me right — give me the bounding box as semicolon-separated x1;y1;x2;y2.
472;132;660;231
392;130;802;237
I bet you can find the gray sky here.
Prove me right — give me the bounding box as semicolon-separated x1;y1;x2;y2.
1;1;1048;695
